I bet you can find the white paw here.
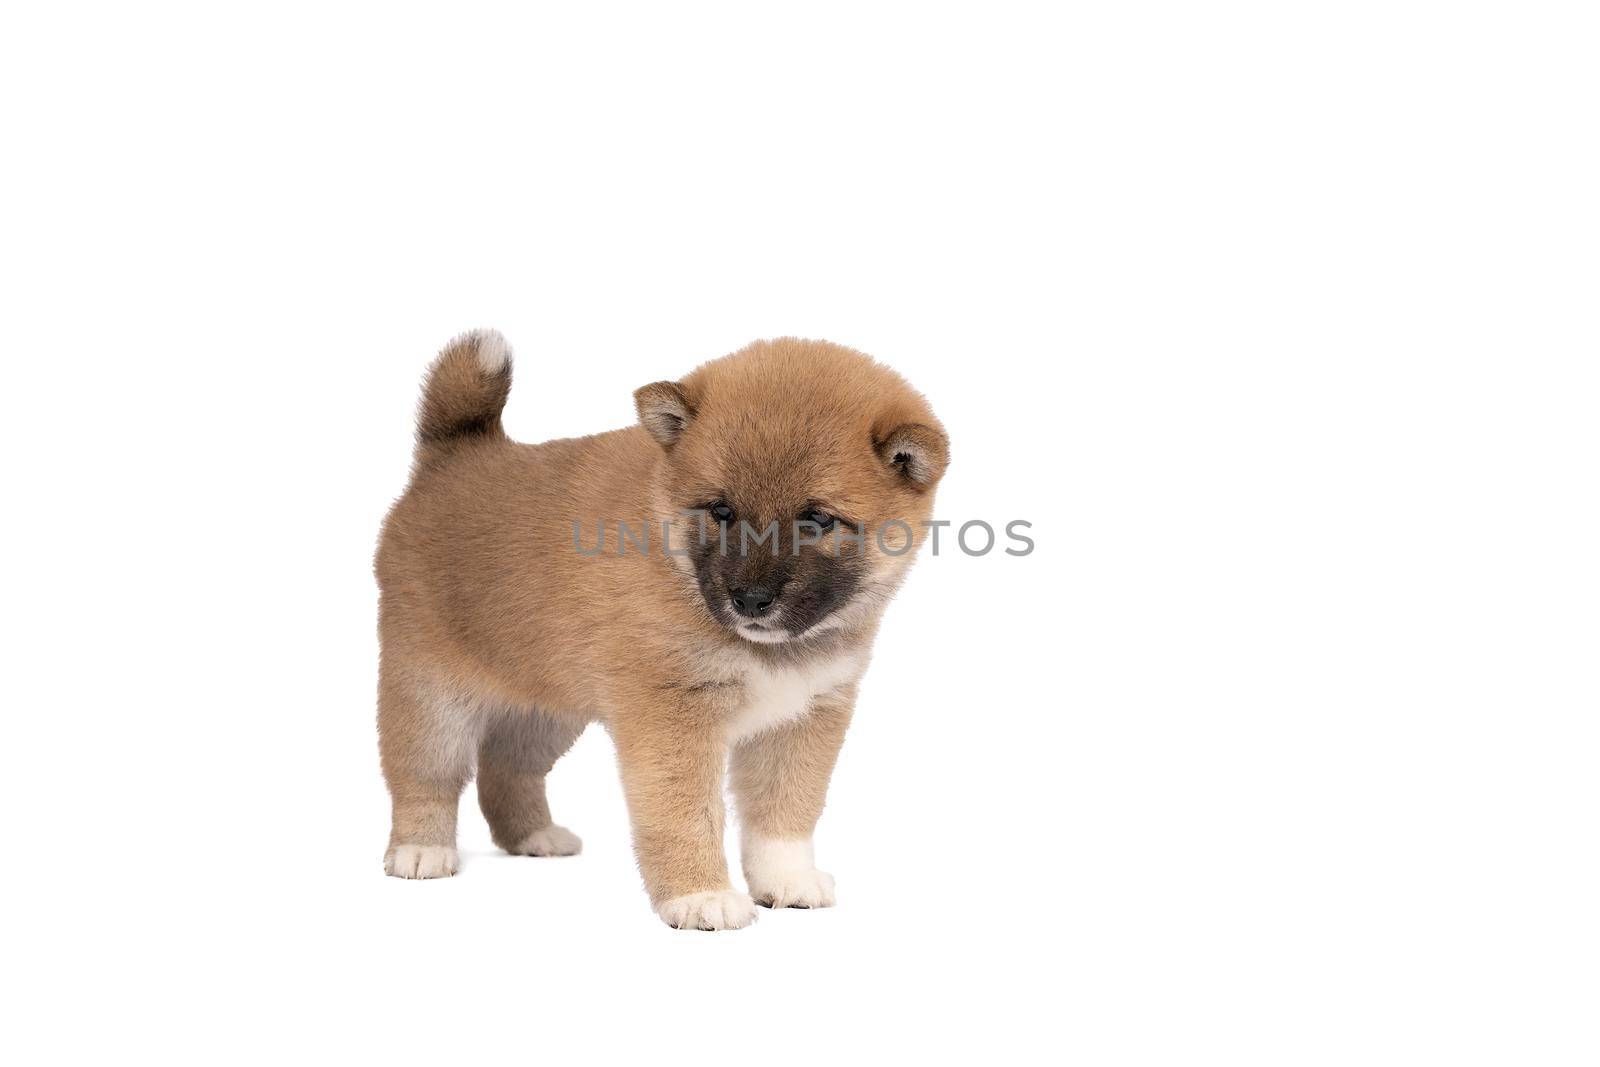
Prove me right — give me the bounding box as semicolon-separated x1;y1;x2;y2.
384;845;459;879
749;867;836;909
742;835;836;909
508;824;582;857
656;889;759;931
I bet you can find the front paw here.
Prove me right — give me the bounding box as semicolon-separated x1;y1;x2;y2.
742;836;836;909
749;867;836;909
384;844;459;879
656;889;759;931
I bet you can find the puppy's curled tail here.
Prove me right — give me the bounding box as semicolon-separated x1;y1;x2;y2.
415;329;513;462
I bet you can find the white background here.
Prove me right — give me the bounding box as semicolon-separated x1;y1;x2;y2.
4;3;1596;1064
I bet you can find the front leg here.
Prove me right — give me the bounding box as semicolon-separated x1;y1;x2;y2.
729;692;853;909
611;708;756;931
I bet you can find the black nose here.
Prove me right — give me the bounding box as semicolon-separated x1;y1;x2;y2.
730;586;776;618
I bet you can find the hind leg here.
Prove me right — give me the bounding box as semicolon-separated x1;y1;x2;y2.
379;669;482;878
478;710;585;856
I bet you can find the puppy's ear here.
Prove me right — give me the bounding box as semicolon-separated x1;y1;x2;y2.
876;423;949;489
634;381;695;448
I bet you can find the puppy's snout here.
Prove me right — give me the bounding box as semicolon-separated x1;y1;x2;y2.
730;586;776;618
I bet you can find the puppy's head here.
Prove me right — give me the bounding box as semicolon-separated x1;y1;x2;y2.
636;338;948;645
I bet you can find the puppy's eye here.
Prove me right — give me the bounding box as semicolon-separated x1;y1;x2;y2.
709;502;736;525
800;509;837;531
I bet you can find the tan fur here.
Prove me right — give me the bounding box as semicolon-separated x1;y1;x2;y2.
375;332;947;929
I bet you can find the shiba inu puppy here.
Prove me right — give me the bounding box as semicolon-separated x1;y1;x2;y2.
375;331;948;930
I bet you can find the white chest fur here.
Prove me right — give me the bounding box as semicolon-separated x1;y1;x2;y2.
724;651;864;743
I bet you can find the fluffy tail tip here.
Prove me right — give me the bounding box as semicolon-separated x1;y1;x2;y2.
415;328;514;455
464;328;511;374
